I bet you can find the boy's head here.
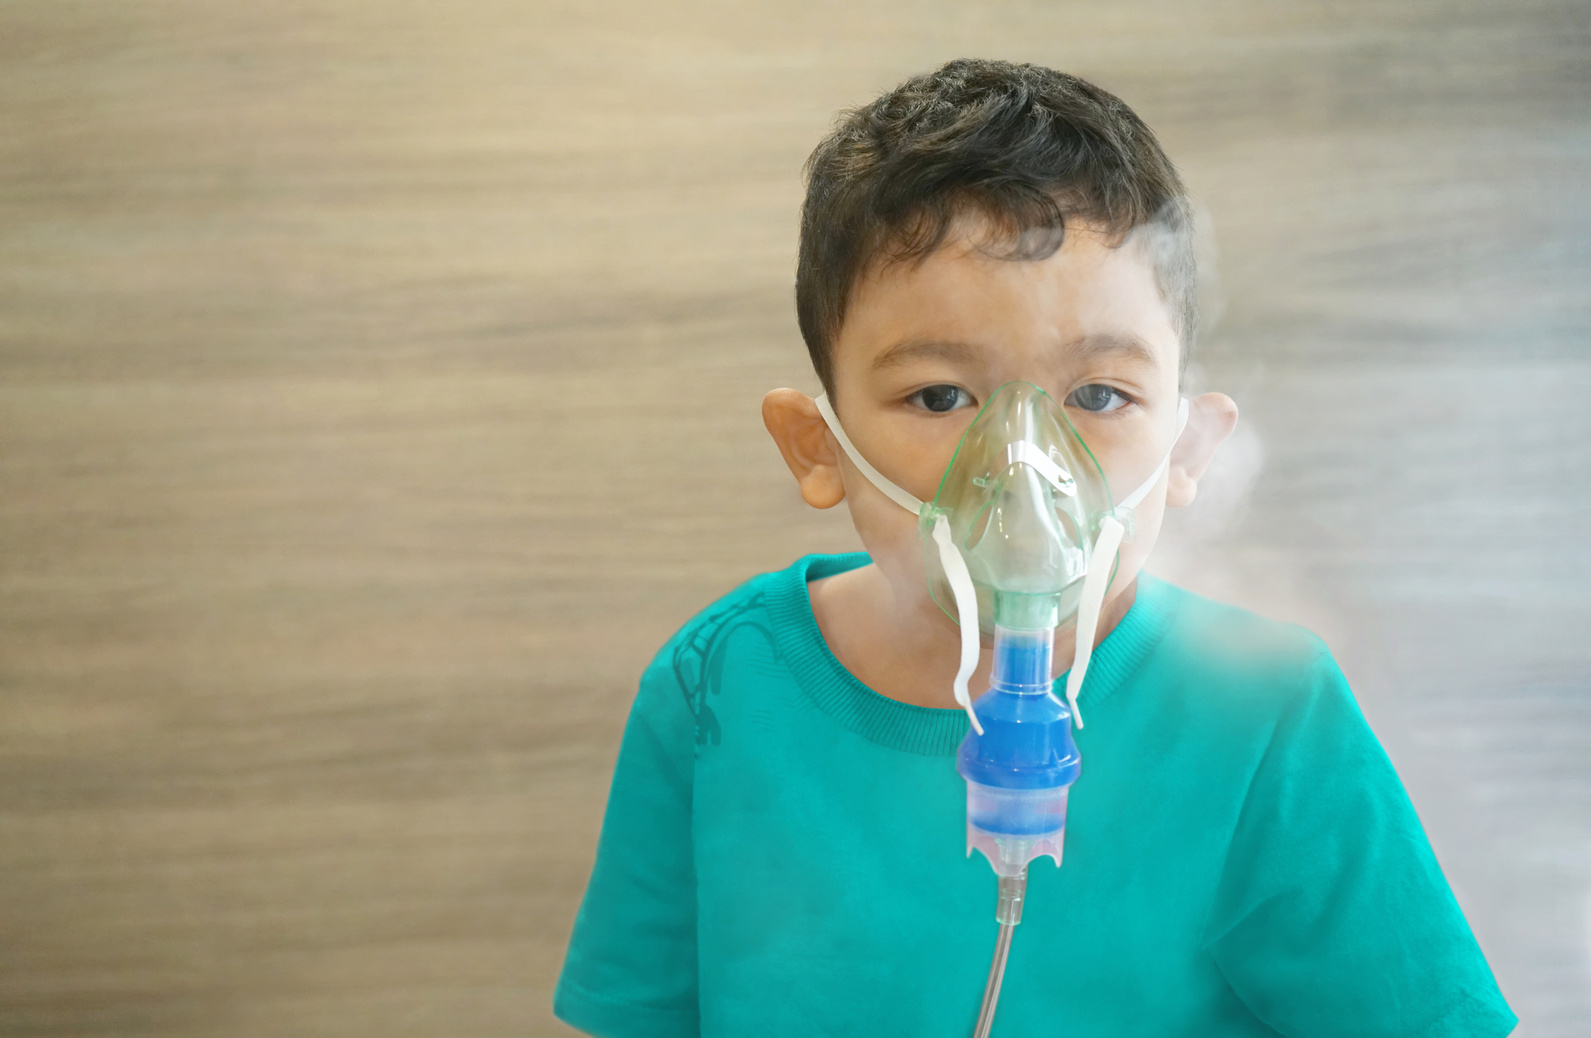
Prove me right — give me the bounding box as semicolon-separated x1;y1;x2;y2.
766;60;1237;642
796;59;1197;401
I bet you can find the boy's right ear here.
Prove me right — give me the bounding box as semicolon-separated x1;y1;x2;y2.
762;389;847;509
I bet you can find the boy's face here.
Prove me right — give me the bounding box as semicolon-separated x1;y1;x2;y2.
767;214;1235;636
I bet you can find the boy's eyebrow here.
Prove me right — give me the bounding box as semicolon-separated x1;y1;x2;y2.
1062;332;1161;369
871;339;985;371
871;333;1161;371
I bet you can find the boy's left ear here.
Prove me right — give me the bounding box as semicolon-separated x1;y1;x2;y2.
1165;393;1239;509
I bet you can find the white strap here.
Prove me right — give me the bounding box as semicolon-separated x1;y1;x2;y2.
814;394;923;515
1063;515;1126;729
820;395;979;730
932;514;985;735
818;392;1186;515
1117;397;1190;511
1062;400;1186;727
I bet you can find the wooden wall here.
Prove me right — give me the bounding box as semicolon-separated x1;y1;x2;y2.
2;2;1587;1034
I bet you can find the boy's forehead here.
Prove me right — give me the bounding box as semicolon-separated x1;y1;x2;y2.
838;218;1180;378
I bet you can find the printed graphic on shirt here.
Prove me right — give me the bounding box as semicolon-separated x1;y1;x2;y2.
670;590;780;752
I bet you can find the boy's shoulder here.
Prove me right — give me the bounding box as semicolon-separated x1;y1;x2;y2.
1136;573;1354;734
623;553;868;752
1147;574;1329;666
639;551;867;698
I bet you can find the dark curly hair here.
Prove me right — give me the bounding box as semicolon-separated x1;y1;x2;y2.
796;59;1195;398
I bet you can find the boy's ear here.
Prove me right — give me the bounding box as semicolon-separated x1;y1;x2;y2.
762;389;847;509
1166;392;1240;509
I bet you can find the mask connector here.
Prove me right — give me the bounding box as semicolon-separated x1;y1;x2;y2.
1108;505;1137;542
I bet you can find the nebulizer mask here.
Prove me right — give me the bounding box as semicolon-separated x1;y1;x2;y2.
816;381;1187;1036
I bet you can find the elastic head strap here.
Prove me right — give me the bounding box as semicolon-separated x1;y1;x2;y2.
1062;515;1126;729
819;392;1187;516
814;393;923;515
931;514;985;735
1116;397;1191;512
1065;397;1190;726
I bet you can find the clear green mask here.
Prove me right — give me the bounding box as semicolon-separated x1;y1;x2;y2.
815;382;1187;731
919;381;1115;635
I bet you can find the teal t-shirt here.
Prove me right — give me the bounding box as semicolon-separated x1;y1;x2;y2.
555;554;1514;1037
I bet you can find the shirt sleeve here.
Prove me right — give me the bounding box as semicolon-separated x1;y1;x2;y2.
1202;644;1516;1038
554;649;700;1038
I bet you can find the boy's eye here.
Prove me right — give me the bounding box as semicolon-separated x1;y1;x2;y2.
1066;384;1130;413
908;385;973;413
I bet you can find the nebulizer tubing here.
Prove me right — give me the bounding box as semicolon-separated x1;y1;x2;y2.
974;869;1027;1038
815;390;1188;1035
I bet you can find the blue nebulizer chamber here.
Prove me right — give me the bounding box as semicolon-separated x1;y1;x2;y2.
957;624;1080;879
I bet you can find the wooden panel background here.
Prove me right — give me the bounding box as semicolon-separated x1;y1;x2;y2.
2;2;1587;1034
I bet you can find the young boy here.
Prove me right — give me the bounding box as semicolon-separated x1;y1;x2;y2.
554;60;1515;1037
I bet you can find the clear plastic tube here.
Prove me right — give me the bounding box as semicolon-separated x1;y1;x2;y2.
972;869;1027;1038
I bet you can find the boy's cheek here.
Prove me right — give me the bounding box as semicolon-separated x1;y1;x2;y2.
843;492;934;599
1091;417;1181;502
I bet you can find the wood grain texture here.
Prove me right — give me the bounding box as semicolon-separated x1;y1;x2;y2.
2;2;1587;1034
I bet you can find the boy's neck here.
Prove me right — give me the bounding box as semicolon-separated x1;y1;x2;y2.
808;561;1138;712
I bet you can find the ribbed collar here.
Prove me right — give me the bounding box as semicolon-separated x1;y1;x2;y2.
764;553;1179;757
